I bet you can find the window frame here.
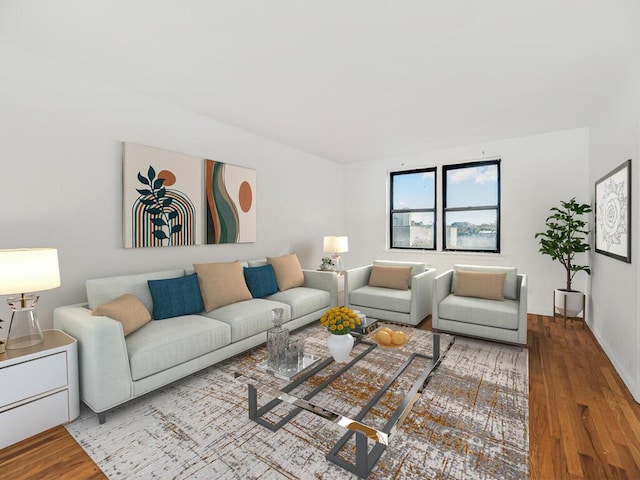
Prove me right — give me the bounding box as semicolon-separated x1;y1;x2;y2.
389;166;437;251
442;159;501;253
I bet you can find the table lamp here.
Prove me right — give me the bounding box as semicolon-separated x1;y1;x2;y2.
323;236;348;272
0;248;61;349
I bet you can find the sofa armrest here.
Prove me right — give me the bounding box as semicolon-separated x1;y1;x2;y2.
409;268;436;324
53;304;132;413
517;274;528;344
303;269;338;307
432;270;454;328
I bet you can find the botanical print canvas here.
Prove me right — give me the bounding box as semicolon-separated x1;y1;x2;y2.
123;143;202;248
204;160;256;244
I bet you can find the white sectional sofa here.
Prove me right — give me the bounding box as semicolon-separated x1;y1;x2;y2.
53;257;337;423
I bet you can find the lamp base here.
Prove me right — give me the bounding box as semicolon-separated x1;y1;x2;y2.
6;295;44;350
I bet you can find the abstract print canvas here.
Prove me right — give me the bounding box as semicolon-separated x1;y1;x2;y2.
204;160;256;244
123;143;202;248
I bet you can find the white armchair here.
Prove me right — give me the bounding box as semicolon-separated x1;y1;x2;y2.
432;265;527;345
345;260;435;326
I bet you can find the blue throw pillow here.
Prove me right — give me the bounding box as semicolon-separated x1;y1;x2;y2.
244;265;278;298
147;273;204;320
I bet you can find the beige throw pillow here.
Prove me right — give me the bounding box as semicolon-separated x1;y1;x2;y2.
368;265;412;290
92;293;151;336
267;253;305;291
194;261;252;312
454;271;507;301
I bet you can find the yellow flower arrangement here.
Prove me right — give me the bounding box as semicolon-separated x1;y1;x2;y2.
320;306;361;335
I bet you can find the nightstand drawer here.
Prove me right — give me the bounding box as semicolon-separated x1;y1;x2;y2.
0;352;67;408
0;390;69;449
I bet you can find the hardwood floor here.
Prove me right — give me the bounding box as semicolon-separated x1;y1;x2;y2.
1;314;639;479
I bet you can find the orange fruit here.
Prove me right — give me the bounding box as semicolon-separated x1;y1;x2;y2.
379;327;393;335
391;331;407;345
376;331;392;345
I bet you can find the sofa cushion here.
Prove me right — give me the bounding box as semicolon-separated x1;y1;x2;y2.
86;269;185;311
125;314;231;381
194;261;252;312
266;287;331;319
201;299;290;343
244;265;279;298
92;293;151;336
452;265;518;300
147;273;204;320
349;286;412;314
454;271;506;301
439;295;519;330
368;265;412;290
267;253;304;291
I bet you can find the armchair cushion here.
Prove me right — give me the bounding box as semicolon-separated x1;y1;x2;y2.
368;265;412;290
372;260;425;275
349;286;412;313
439;295;519;330
454;271;506;301
452;265;518;300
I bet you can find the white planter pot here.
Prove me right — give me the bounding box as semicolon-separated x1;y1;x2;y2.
554;289;585;317
327;333;354;363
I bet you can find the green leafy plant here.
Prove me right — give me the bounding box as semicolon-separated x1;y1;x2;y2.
320;256;334;269
136;166;182;245
535;197;592;292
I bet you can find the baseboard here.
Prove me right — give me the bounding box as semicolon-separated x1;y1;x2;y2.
587;322;640;404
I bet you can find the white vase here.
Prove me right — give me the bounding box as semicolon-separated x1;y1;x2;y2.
554;289;585;317
327;333;354;363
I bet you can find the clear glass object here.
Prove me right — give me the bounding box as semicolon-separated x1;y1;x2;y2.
6;294;44;349
267;308;289;372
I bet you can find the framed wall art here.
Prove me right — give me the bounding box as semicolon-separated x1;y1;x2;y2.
123;143;203;248
204;160;256;244
595;159;631;263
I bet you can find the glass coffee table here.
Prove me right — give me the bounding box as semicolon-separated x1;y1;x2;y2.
234;324;455;479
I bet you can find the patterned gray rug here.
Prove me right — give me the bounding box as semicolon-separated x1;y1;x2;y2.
66;326;529;479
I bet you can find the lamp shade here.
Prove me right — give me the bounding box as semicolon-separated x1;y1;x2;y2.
323;236;349;254
0;248;61;295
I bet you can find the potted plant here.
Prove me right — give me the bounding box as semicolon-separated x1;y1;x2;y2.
319;256;334;271
535;197;592;317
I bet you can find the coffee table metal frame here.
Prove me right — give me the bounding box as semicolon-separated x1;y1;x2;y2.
243;332;454;479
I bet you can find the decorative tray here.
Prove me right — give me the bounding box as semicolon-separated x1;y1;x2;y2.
368;323;414;349
257;353;322;380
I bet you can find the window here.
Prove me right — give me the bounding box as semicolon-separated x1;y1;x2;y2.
389;167;436;250
443;159;500;252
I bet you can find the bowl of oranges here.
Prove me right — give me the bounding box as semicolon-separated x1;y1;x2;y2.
369;323;413;348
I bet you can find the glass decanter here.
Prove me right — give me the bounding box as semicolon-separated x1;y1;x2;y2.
266;308;289;372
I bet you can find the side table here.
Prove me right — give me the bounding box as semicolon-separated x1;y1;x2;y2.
0;329;79;449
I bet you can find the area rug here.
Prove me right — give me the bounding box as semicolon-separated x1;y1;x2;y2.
66;326;529;479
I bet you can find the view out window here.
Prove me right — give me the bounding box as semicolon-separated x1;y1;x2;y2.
389;167;436;250
443;159;500;252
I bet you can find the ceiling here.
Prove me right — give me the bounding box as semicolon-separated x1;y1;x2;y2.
1;1;638;163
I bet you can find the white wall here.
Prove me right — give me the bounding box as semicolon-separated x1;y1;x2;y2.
588;73;640;402
343;128;590;316
0;43;343;329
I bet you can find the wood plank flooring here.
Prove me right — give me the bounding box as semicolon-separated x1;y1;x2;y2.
1;314;639;479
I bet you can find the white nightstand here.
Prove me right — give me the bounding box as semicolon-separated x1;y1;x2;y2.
0;329;79;449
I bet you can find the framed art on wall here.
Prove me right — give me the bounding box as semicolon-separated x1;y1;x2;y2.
595;159;631;263
123;143;203;248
